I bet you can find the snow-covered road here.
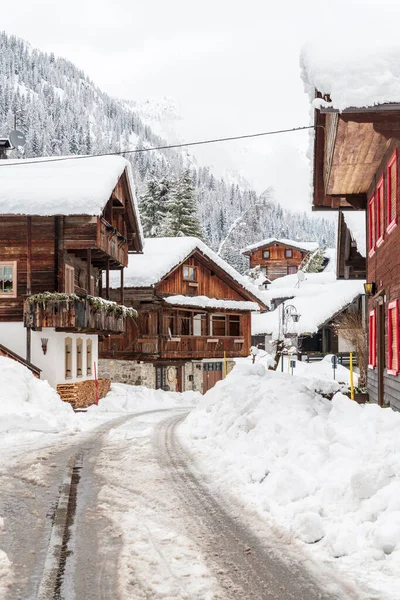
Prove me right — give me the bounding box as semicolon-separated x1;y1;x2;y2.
1;407;354;599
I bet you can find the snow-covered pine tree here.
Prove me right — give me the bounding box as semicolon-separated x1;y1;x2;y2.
301;245;327;273
162;171;203;239
139;176;171;237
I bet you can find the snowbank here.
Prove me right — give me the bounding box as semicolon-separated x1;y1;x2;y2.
88;382;200;413
0;357;76;433
180;364;400;599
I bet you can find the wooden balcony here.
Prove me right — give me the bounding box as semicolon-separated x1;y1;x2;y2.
97;218;128;266
160;335;248;359
23;294;134;334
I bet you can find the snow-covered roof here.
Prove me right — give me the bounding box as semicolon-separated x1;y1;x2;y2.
163;295;259;312
0;155;141;219
252;268;364;337
111;236;266;307
241;238;319;255
343;212;366;258
301;43;400;111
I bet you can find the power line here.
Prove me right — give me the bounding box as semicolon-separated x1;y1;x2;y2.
0;125;315;167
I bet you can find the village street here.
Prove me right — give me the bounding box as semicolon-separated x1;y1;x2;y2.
0;407;359;600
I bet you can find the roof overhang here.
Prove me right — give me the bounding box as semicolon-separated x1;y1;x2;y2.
312;98;400;210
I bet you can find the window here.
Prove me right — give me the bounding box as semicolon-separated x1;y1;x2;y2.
211;315;226;336
86;339;92;376
65;337;72;379
261;267;267;276
263;250;270;259
183;265;197;281
76;338;83;377
387;150;398;234
287;266;297;275
376;175;385;246
65;265;75;294
193;313;206;336
368;309;377;368
228;315;241;337
285;249;293;258
368;194;376;256
0;261;17;297
388;300;399;375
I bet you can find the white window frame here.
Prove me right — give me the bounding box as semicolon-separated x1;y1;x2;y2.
0;261;17;298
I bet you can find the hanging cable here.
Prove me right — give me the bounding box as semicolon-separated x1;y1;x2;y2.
0;125;316;167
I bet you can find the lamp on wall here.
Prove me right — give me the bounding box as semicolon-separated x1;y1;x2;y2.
364;282;376;296
41;338;49;355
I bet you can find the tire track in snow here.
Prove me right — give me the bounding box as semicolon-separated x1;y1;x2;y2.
157;412;349;600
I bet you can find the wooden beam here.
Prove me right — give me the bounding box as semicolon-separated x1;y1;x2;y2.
120;268;124;305
27;216;32;295
87;248;92;294
106;258;110;300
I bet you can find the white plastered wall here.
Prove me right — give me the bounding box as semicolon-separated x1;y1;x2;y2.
0;322;98;389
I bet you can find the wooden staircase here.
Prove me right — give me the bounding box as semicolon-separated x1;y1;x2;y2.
56;383;79;405
0;344;41;378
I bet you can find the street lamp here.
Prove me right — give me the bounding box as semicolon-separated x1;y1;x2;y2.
280;303;301;372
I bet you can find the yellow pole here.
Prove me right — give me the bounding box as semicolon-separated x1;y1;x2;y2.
223;351;227;378
349;352;355;400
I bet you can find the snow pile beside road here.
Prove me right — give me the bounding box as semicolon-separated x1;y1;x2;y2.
91;382;200;413
0;548;12;598
0;357;76;433
180;364;400;599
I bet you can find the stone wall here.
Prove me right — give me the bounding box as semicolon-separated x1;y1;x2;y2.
98;359;156;388
184;361;203;392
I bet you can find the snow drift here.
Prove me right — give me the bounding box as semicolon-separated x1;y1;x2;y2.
180;364;400;599
0;357;76;433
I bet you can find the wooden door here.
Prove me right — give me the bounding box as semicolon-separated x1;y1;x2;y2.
203;362;223;393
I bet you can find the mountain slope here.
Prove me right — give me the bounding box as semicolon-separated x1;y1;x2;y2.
0;32;335;271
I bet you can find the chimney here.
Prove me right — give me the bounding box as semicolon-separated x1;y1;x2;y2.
0;139;11;159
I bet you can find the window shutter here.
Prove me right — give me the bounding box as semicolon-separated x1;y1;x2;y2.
377;176;384;243
388;150;398;232
388;300;399;375
369;309;376;368
368;195;376;255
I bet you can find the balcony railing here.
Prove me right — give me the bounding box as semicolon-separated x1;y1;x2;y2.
24;293;136;335
160;335;247;358
98;218;128;266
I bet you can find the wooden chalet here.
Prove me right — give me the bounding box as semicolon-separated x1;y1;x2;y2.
310;90;400;407
0;155;143;407
99;237;267;394
241;238;319;281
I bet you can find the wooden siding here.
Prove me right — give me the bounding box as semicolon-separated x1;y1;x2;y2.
156;255;248;300
366;139;400;407
100;309;251;360
246;243;307;281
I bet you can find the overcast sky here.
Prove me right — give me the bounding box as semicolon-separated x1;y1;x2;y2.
1;0;398;211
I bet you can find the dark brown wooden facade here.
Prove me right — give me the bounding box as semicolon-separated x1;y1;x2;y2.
336;211;366;280
100;248;264;365
0;170;142;335
311;96;400;409
242;241;312;280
